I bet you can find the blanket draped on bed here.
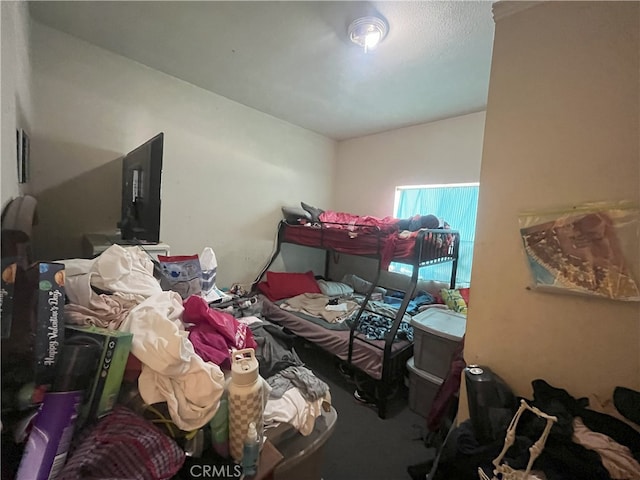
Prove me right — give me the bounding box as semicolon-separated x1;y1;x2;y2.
281;293;359;323
292;210;447;269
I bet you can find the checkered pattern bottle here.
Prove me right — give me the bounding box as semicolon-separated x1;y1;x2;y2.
228;348;263;463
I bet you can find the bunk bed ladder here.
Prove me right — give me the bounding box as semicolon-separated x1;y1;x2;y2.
346;229;430;419
374;280;418;417
346;233;383;368
375;231;427;418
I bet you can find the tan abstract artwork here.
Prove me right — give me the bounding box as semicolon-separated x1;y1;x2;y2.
520;210;639;301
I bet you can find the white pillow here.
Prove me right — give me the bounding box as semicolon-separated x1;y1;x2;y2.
317;280;354;297
341;273;387;296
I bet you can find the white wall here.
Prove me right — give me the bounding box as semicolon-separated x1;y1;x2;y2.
1;1;33;208
461;1;640;418
334;111;485;217
29;23;336;287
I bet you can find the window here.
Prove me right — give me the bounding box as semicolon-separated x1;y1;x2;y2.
390;183;479;286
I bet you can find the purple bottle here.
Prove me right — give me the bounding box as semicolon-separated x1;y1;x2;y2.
16;342;100;480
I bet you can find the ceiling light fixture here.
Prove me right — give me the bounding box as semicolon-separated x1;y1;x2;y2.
348;15;388;53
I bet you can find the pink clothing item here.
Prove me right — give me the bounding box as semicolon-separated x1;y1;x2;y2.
183;295;257;366
572;417;640;479
189;322;233;369
317;211;402;268
318;211;399;233
65;294;139;330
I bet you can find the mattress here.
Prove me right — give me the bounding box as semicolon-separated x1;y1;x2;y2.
280;221;457;269
260;294;411;381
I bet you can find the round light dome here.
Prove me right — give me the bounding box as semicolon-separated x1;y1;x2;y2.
348;16;389;53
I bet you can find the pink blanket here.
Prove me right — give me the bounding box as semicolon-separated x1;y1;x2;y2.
318;211;399;233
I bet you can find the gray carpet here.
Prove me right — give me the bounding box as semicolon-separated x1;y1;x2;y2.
294;339;436;480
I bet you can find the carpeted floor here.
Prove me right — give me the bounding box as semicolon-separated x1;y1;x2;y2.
294;339;437;480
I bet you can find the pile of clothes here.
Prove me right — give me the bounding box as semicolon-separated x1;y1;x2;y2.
433;379;640;480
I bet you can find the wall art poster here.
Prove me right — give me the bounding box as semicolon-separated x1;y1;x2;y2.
519;203;639;301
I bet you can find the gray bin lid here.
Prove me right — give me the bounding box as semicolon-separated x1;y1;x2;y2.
410;308;466;342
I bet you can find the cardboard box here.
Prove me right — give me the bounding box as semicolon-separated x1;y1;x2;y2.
1;262;66;407
65;325;133;422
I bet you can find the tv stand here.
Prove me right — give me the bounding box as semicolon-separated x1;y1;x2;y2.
82;233;170;260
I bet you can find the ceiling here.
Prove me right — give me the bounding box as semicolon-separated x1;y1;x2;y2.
28;1;496;141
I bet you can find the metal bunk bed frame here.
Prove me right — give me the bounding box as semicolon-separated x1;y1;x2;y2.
253;220;460;419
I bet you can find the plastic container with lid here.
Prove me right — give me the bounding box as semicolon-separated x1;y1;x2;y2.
406;356;444;419
409;309;466;378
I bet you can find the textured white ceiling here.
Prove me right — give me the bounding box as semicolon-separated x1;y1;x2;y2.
28;1;496;140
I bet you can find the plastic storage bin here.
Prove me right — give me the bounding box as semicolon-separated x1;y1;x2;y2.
410;308;466;378
267;406;337;480
407;357;443;418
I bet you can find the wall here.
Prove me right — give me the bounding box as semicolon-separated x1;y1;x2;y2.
334;111;485;217
328;112;485;284
461;1;640;418
1;2;33;208
28;23;335;287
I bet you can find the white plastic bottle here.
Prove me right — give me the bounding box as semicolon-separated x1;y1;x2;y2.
228;348;263;463
241;422;260;477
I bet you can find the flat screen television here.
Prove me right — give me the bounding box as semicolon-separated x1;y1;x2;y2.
117;133;164;244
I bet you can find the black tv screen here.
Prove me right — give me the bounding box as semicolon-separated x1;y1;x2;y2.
118;133;164;243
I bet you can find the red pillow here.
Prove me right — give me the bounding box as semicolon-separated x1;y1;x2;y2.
265;270;321;301
458;287;471;306
257;281;275;301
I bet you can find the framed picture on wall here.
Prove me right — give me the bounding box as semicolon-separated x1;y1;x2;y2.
16;129;29;184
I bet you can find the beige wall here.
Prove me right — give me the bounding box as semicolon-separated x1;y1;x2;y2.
334;111;485;217
1;2;33;207
330;112;485;285
461;1;640;418
28;23;336;287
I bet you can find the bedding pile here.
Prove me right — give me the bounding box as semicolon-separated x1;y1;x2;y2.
60;244;331;436
296;201;442;232
257;270;447;341
61;244;227;431
277;204;457;269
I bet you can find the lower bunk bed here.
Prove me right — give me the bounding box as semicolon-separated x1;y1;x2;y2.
259;293;414;419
